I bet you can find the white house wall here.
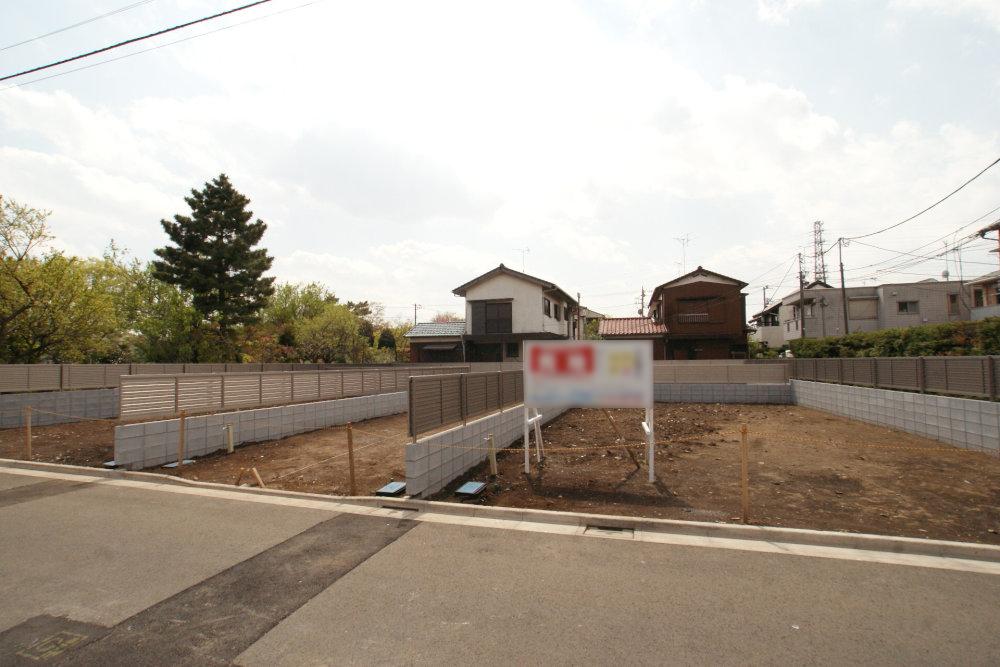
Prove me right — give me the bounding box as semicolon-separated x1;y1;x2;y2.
463;274;571;336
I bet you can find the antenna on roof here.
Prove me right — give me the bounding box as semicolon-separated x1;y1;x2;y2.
512;247;530;272
674;234;691;273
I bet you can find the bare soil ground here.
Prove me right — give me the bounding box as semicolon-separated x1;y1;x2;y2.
4;404;999;545
0;418;116;467
159;413;409;495
431;404;1000;545
0;413;410;495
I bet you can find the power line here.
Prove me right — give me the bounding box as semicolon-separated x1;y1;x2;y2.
844;155;1000;241
0;0;158;52
0;0;275;83
1;0;324;92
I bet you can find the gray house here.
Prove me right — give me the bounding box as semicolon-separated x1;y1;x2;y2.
751;278;972;347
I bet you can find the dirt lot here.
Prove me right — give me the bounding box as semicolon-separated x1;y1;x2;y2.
159;413;409;494
4;403;999;544
0;413;409;495
432;404;1000;545
0;418;116;467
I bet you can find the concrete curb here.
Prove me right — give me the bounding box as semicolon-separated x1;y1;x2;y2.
3;458;999;564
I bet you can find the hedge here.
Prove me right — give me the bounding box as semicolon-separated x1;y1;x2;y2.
788;318;1000;358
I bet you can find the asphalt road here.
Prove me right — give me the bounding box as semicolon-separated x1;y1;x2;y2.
1;466;998;666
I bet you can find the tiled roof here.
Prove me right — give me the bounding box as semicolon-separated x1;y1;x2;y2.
598;317;668;337
405;321;466;337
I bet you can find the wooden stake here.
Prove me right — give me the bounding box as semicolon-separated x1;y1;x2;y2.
235;468;247;486
251;466;266;488
24;406;32;461
347;422;358;495
487;433;498;476
177;409;187;467
740;425;750;524
602;408;640;468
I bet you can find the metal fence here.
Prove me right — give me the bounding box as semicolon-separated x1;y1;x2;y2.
408;370;524;438
793;357;1000;399
120;366;468;419
652;360;791;384
0;362;469;394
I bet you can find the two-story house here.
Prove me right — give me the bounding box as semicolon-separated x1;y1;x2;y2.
646;266;749;359
451;264;577;362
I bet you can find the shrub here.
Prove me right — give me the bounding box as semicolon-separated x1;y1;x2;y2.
788;318;1000;358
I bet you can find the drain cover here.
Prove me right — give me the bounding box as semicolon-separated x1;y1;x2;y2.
455;481;486;497
375;481;406;497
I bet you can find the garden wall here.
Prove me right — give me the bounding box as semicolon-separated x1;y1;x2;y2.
113;391;407;470
791;380;1000;454
405;404;568;498
0;388;119;428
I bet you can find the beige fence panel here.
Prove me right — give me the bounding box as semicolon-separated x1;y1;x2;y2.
653;361;790;384
120;366;468;419
408;370;525;437
0;364;61;392
793;356;998;400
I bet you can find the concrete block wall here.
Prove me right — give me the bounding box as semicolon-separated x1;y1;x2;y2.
654;383;791;404
114;391;407;470
406;405;567;498
791;380;1000;454
0;388;119;428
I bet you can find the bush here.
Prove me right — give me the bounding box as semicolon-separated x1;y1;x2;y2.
788;318;1000;358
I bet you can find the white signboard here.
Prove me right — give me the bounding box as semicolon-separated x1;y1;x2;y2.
523;340;653;408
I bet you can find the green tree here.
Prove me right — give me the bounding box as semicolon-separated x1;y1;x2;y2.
262;282;337;347
294;303;366;362
152;174;275;358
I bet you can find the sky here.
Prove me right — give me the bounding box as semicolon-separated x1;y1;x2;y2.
1;0;999;323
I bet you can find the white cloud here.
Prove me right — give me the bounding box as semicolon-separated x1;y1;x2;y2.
1;0;998;319
891;0;1000;32
756;0;822;25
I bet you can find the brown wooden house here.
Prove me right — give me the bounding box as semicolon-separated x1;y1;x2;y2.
646;266;749;359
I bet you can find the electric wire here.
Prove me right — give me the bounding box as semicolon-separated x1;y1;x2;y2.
0;0;158;52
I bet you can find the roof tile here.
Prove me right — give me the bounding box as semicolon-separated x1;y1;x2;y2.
598;317;668;336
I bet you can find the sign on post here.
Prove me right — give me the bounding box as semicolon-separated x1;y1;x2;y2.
523;340;656;482
524;340;653;408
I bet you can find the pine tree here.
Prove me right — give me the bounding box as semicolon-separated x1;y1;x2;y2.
152;174;275;354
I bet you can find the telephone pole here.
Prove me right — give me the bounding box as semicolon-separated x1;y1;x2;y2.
413;303;421;326
838;238;849;335
576;291;582;339
797;253;806;339
639;286;646;316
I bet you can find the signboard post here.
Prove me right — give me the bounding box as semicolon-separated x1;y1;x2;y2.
524;341;656;482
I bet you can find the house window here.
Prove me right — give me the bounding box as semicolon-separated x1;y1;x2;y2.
543;298;551;317
848;299;877;320
485;302;512;334
505;342;519;358
897;300;919;314
974;289;984;308
785;322;790;332
803;304;814;318
677;297;712;323
947;293;960;316
554;304;561;320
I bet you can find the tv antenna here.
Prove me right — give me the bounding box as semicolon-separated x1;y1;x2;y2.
512;247;530;272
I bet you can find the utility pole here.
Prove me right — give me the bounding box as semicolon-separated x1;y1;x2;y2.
762;285;769;309
838;238;849;335
413;303;421;326
797;253;806;339
674;234;691;274
577;291;582;339
639;286;646;316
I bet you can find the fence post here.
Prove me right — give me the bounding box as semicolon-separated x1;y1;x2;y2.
988;357;996;401
838;358;844;384
378;370;383;395
460;374;467;425
290;373;296;403
258;373;264;405
177;409;187;467
487;433;497;476
220;375;226;411
317;371;322;399
917;357;925;393
740;425;750;524
439;376;445;427
347;422;357;495
23;406;32;461
871;358;878;388
408;376;416;442
173;376;179;414
498;371;504;413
